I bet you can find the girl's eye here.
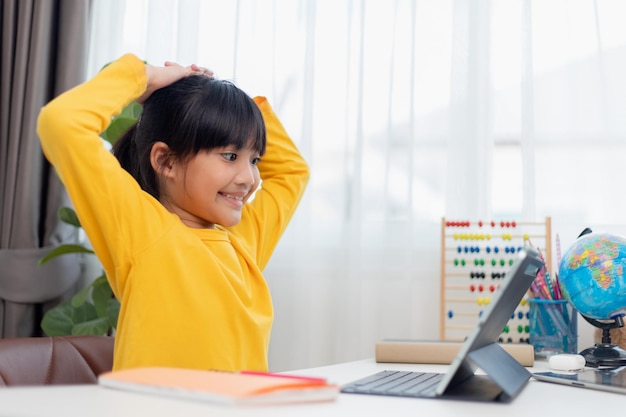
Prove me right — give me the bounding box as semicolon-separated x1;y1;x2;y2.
222;153;237;162
251;157;261;165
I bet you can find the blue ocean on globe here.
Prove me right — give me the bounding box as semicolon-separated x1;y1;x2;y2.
558;232;626;320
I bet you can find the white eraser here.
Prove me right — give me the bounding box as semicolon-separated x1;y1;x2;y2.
548;354;586;371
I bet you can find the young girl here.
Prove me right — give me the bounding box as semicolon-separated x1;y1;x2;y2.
37;54;309;372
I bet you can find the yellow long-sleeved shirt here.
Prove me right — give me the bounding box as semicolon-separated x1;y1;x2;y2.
37;54;309;371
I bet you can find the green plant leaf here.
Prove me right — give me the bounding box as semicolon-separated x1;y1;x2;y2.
92;275;113;318
41;301;75;336
42;301;109;336
106;298;120;330
71;317;111;336
38;244;94;266
58;207;81;227
42;282;118;336
102;116;137;145
120;101;143;119
71;301;98;323
70;285;91;308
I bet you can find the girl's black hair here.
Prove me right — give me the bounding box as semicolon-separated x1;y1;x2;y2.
113;76;266;199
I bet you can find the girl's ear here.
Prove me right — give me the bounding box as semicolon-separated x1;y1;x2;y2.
150;141;175;177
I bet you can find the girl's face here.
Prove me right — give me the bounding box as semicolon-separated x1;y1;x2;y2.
161;145;261;228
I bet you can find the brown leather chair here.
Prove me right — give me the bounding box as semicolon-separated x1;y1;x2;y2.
0;335;114;386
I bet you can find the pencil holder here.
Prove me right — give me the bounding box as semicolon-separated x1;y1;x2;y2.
528;299;578;357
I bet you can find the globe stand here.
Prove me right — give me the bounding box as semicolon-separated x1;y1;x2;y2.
579;314;626;367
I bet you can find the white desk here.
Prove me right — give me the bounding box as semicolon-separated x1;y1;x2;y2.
0;358;618;416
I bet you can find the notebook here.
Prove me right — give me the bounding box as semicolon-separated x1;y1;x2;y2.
99;368;340;406
533;366;626;395
341;246;544;402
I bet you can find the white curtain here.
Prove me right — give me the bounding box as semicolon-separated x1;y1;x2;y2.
88;0;626;371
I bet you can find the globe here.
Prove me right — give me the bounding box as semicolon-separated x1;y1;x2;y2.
558;232;626;320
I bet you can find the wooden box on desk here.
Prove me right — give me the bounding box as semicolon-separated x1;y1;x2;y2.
375;339;534;367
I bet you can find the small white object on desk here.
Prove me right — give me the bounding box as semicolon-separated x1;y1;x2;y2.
548;354;586;371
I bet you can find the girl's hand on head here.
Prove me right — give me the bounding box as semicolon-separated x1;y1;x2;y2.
137;61;214;104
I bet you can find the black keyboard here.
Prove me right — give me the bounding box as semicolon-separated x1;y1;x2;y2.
341;370;443;397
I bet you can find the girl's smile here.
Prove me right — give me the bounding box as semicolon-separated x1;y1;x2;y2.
157;145;260;229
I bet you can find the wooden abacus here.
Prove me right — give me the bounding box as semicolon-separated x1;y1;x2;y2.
440;217;551;343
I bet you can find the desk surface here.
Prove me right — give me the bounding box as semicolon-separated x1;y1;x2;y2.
0;358;619;416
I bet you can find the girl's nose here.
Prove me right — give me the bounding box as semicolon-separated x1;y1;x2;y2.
235;162;256;186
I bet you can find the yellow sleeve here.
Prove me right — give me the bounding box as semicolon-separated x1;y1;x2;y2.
37;54;170;297
231;97;310;269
